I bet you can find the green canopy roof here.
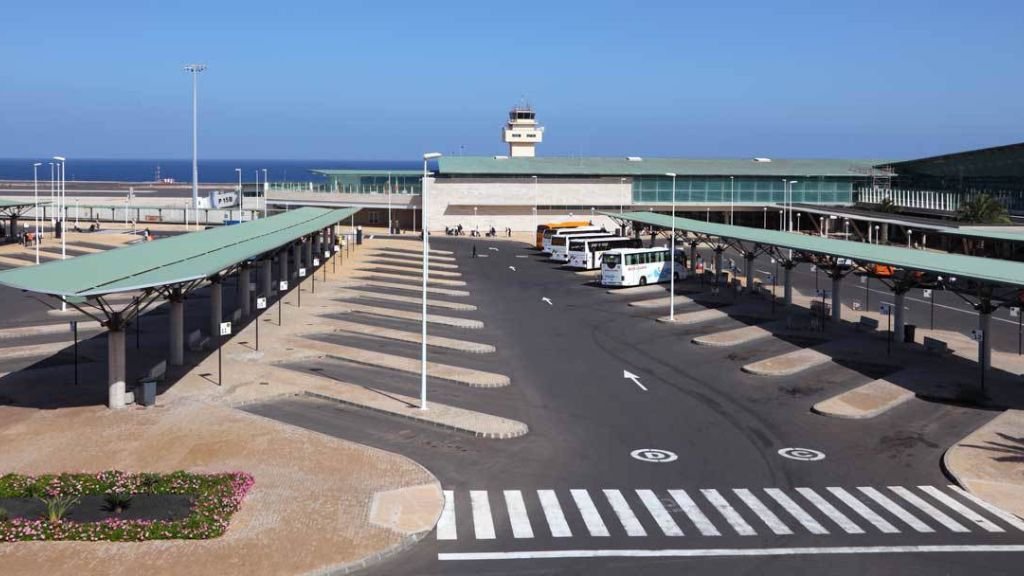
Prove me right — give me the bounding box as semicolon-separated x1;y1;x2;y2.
611;211;1024;287
0;207;358;297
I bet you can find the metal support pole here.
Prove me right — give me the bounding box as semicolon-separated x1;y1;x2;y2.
73;321;79;387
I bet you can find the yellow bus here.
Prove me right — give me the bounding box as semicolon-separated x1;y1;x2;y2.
534;221;591;249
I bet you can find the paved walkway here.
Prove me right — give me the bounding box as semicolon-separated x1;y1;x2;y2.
945;410;1024;520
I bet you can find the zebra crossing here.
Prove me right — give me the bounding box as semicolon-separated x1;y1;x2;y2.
436;485;1024;542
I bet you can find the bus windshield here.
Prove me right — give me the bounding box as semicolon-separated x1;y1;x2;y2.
603;253;621;268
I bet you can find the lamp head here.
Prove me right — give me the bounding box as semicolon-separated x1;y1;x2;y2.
423;152;442;160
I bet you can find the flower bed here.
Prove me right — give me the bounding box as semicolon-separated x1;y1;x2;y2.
0;470;254;542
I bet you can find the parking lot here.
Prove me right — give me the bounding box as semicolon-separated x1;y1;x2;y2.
241;233;1024;576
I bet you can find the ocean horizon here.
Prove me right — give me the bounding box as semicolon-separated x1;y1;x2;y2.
0;158;420;183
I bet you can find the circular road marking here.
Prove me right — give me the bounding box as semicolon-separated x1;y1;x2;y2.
778;447;826;462
631;449;679;463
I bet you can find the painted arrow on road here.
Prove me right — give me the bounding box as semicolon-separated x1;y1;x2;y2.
623;370;648;391
541;297;553;306
508;266;516;272
489;247;500;251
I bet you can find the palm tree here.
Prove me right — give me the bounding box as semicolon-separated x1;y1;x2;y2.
877;198;898;213
957;194;1011;256
957;194;1010;224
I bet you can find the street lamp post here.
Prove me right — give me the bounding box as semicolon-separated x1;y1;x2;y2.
53;156;66;310
420;152;442;410
387;171;393;234
666;172;677;321
235;168;242;217
49;162;55;229
32;163;41;264
729;176;735;225
184;64;206;226
787;180;798;231
262;169;268;218
763;206;767;229
532;175;538;233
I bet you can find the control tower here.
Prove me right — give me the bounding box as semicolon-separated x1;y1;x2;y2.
502;105;544;157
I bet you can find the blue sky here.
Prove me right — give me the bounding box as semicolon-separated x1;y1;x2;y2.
2;0;1022;161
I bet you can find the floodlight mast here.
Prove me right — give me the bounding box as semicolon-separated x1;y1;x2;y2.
184;64;207;222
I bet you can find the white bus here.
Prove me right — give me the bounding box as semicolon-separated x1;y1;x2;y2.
549;231;616;262
542;225;604;253
566;236;643;270
600;247;687;287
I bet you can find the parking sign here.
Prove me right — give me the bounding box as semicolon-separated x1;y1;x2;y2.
219;322;232;336
299;268;307;277
256;297;267;310
279;280;288;291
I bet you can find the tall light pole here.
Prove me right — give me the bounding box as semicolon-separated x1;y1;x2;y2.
788;180;798;231
532;175;538;233
184;64;206;226
32;163;41;264
421;152;442;410
666;172;677;321
261;168;268;218
235;168;242;216
387;171;393;234
729;176;735;225
53;156;66;310
49;162;55;229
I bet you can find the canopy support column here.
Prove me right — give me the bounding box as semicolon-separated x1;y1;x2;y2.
261;258;272;299
292;241;302;278
689;241;698;273
713;247;724;287
239;265;251;318
894;290;907;344
107;312;126;410
279;248;289;288
305;236;313;271
783;262;794;306
831;273;842;323
744;252;755;293
169;288;184;366
209;277;222;340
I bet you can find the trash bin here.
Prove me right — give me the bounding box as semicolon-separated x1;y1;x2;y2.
356;225;363;245
904;324;917;343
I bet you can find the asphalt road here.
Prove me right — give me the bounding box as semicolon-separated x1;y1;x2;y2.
244;236;1024;575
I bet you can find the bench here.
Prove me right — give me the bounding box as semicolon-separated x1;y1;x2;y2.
923;336;949;354
187;329;209;352
858;316;880;331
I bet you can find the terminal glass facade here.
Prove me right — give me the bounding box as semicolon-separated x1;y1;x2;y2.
632;176;854;205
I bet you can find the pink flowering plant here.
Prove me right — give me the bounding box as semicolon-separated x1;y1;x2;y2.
0;470;254;542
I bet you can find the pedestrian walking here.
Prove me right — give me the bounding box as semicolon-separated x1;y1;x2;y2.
472;244;478;258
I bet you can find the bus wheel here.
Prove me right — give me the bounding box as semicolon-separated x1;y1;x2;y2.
674;271;681;280
639;276;648;286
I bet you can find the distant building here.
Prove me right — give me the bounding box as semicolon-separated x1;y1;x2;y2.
501;105;544;158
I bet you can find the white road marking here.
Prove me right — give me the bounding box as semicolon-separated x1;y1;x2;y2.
515;254;528;258
503;490;534;539
889;486;969;533
827;487;899;534
636;489;684;536
919;486;1003;533
765;488;829;534
701;489;756;536
541;296;553;306
623;369;648;391
470;490;497;540
603;489;647;537
437;490;457;540
948;485;1024;532
508;265;516;272
669;489;721;536
537;490;572;538
797;487;864;534
571;489;610;537
438;544;1024;561
858;487;934;533
733;488;792;535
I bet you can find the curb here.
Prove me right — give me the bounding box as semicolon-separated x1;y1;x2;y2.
304;391;529;439
323;354;510;388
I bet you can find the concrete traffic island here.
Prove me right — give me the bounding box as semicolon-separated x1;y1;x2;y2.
628;294;694;308
356;263;464;278
337;278;471;297
656;308;731;325
692;323;775;347
351;269;467;287
328;320;496;353
945;409;1024;522
812;371;917;418
367;255;461;270
741;347;833;376
333;301;485;329
335;287;478;311
368;249;457;263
